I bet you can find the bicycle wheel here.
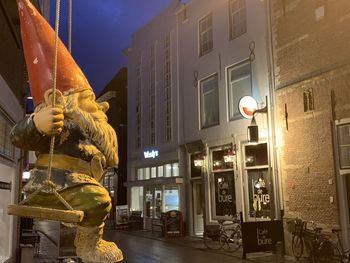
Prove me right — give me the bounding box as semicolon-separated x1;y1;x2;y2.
292;234;304;259
222;229;241;252
203;231;222;250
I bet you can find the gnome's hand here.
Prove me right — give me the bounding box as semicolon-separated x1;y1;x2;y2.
33;106;64;135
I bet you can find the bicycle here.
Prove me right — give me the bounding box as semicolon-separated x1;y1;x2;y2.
331;228;350;262
303;222;336;263
203;214;242;252
290;218;306;260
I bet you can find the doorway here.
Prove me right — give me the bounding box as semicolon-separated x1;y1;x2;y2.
192;181;204;236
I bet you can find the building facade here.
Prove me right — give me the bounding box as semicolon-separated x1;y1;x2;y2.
0;1;41;261
270;0;350;252
126;0;279;236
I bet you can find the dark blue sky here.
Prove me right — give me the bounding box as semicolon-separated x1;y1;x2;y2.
49;0;173;95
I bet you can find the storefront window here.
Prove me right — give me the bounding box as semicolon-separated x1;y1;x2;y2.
164;164;172;177
191;153;203;178
158;166;164;177
244;142;273;220
131;186;144;215
247;169;271;219
144;168;150;180
172;163;179;177
212;149;234;171
245;143;268;167
164;185;179;211
136;162;180;180
151;167;157;178
210;146;236;219
213;171;236;217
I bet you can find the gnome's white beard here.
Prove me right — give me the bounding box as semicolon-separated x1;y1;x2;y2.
35;93;118;167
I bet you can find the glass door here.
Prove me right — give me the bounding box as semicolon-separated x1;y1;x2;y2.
192;181;204;236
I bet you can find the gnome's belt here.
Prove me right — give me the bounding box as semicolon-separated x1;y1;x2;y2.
36;154;92;176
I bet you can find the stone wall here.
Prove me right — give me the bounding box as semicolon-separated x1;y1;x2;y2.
271;0;350;228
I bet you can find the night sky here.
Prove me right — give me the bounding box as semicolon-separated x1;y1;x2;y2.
49;0;173;95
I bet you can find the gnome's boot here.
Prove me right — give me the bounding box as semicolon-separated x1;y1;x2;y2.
74;223;123;263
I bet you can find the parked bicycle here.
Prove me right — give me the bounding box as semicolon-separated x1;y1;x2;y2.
305;224;334;263
203;214;242;252
290;218;306;260
331;228;350;262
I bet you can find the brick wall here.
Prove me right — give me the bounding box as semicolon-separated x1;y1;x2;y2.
271;0;350;229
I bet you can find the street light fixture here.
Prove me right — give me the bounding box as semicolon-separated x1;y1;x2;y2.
247;99;268;143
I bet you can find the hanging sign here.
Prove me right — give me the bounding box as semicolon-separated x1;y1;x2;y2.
0;181;11;191
238;96;258;119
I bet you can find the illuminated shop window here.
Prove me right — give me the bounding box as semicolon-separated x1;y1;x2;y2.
136;162;179;180
131;186;144;215
211;146;236;219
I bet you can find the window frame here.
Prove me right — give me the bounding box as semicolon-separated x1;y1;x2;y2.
199;73;220;129
228;0;247;41
0;108;15;161
226;59;252;121
198;13;213;57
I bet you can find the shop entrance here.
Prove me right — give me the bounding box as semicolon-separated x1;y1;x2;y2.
192;181;204;236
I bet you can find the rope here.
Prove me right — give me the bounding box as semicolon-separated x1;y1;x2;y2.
68;0;72;53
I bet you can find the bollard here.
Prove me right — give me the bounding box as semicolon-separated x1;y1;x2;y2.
275;241;285;263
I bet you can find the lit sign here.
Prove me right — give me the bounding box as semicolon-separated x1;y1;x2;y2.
144;150;159;159
238;96;258;119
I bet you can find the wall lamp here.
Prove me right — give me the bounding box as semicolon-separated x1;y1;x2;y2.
248;99;268;143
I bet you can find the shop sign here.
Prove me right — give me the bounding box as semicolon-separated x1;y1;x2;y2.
241;220;284;258
238;96;258;119
0;181;11;191
144;149;159;159
252;176;270;212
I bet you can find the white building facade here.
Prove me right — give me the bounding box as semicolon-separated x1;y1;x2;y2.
127;0;279;236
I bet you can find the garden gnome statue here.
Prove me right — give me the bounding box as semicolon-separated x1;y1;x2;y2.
11;0;123;262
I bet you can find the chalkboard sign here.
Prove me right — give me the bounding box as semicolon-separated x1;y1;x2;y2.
241;220;284;259
164;210;183;237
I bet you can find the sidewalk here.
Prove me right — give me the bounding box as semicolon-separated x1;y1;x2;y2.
117;229;298;263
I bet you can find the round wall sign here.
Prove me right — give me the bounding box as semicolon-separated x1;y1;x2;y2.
238;96;258;119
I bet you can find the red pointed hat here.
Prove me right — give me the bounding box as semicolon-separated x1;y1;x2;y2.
17;0;92;106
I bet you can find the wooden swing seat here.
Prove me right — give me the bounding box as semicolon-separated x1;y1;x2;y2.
8;204;84;223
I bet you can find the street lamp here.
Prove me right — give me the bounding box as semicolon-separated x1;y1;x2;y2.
247;99;268;143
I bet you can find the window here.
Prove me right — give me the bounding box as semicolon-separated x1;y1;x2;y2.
0;109;15;160
229;0;247;40
338;124;350;169
136;162;179;180
200;74;219;128
135;55;142;149
149;46;156;145
164;34;172;142
244;142;273;220
199;13;213;56
210;147;236;219
131;186;144;215
227;60;251;120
